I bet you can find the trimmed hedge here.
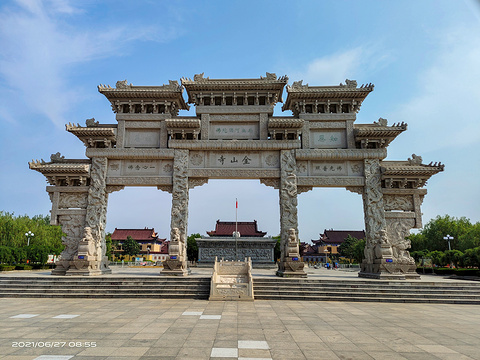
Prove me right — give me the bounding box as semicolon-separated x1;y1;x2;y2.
432;268;455;275
0;264;15;271
416;267;480;277
454;269;480;277
15;264;33;270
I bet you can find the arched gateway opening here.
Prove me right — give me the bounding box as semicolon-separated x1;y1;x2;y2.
29;73;443;280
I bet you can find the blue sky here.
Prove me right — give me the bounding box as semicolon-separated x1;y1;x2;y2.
1;0;479;242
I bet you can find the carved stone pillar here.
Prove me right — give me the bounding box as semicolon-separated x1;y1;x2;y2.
382;190;422;279
52;214;86;275
385;217;418;279
162;149;190;276
276;150;306;278
359;158;402;279
67;157;111;275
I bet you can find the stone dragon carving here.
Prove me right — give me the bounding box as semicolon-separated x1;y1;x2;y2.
84;157;109;268
55;214;85;273
383;195;414;211
171;150;189;245
279;150;298;261
362;159;387;269
58;193;88;209
386;218;416;265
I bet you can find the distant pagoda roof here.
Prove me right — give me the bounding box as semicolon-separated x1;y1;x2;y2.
207;220;267;237
111;228;164;242
312;229;366;245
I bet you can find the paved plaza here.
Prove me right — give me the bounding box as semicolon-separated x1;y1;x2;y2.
1;268;480;360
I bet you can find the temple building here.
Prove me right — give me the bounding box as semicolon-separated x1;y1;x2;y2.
196;220;276;267
302;229;365;263
110;227;168;261
207;220;267;237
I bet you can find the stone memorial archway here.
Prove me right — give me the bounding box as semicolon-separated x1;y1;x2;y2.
30;73;443;279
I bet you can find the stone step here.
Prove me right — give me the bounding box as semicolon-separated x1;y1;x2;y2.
254;281;480;292
253;285;480;295
0;277;210;283
0;292;210;299
2;276;479;303
253;289;480;299
253;294;480;305
0;277;211;299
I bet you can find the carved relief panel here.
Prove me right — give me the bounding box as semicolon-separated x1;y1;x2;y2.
188;151;280;169
309;130;347;148
107;159;173;176
124;129;161;148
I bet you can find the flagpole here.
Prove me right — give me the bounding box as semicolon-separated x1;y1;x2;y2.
235;198;238;261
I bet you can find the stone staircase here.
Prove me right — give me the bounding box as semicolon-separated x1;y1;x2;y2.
0;276;211;299
1;276;480;304
252;278;480;304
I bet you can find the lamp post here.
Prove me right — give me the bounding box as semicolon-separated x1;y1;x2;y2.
443;235;453;251
444;234;454;268
25;231;34;246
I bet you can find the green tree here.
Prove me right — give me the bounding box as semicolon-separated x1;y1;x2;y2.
410;250;429;263
408;232;427;252
26;245;49;264
421;215;472;251
338;235;361;261
458;223;480;251
351;239;366;264
187;233;200;262
428;250;446;267
122;236;140;257
0;246;14;264
273;235;281;262
0;212;63;249
444;249;463;268
105;233;113;260
462;247;480;268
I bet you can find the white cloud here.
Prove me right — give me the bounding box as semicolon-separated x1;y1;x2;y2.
389;25;480;154
388;24;480;224
0;0;178;127
289;45;390;85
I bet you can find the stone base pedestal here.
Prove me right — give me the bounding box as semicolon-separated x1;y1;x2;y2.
53;257;112;276
51;261;69;275
276;258;307;278
65;268;112;276
161;259;190;276
359;259;420;280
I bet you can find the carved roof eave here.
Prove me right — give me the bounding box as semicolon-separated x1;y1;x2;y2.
380;161;444;177
268;118;305;129
28;160;91;175
181;74;288;87
97;84;189;110
354;125;407;139
65;124;117;139
283;83;373;110
165;118;201;129
181;74;288;103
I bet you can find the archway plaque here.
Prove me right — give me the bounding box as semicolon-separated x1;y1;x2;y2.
30;73;443;279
